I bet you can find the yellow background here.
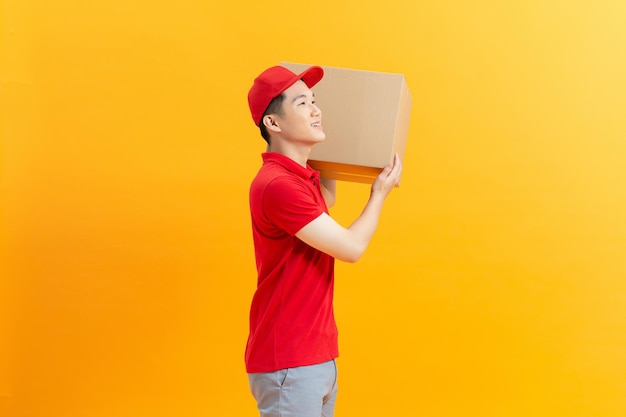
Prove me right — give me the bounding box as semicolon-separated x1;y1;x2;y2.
2;0;626;416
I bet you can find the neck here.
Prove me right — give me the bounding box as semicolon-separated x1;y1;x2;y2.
268;141;312;168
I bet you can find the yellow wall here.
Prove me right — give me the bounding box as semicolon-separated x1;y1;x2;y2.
2;0;626;416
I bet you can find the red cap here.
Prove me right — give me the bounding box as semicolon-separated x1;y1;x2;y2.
248;65;324;126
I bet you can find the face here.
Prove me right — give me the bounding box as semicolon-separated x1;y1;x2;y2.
268;80;325;144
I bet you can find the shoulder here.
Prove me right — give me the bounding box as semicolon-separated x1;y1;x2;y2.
252;164;308;196
263;175;312;208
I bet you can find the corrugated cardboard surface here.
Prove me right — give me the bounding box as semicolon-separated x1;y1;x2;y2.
281;62;412;183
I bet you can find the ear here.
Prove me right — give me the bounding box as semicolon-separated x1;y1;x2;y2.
262;115;281;133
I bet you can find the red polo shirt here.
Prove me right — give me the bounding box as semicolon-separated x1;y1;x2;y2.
245;152;338;373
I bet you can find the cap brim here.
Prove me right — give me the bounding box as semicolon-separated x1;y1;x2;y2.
298;66;324;90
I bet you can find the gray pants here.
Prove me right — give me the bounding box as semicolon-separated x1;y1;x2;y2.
248;359;338;417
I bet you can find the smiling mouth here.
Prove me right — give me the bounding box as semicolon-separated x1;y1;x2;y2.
311;122;322;128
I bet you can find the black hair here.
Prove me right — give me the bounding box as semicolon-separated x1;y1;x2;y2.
259;93;286;145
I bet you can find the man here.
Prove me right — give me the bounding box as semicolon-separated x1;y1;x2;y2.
246;65;402;417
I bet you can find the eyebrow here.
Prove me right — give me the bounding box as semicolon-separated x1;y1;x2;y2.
291;92;315;103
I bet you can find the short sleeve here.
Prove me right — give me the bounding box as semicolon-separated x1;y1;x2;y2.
262;176;324;235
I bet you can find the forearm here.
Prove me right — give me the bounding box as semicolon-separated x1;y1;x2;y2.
344;154;402;254
296;192;388;263
345;192;386;260
296;154;402;263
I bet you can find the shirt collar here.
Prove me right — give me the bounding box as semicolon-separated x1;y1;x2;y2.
262;152;319;183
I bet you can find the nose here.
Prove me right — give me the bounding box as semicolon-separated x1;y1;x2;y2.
311;103;321;116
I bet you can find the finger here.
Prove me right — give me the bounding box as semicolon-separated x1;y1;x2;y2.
380;162;393;176
393;154;402;186
391;155;402;174
385;155;398;173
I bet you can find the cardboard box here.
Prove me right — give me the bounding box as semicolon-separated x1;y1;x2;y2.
281;62;412;184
